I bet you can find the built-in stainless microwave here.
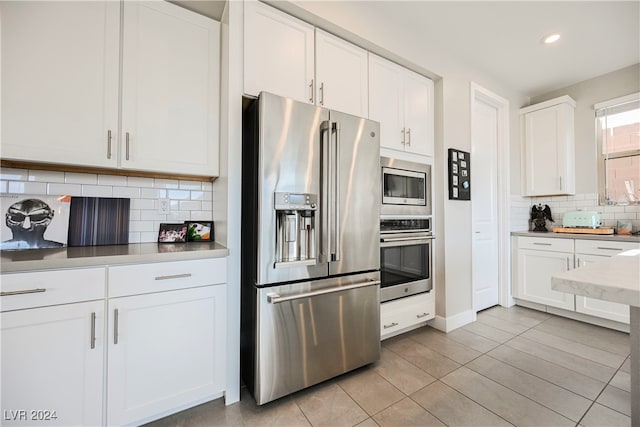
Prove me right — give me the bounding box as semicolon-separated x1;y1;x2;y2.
381;157;431;216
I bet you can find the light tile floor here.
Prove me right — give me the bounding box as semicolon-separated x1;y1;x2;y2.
146;305;632;427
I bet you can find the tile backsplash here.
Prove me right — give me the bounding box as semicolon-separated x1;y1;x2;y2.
511;192;640;232
0;168;214;243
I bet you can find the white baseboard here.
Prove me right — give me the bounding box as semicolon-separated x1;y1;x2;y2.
428;309;476;333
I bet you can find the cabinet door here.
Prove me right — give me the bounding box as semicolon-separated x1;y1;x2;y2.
121;1;220;176
107;285;226;426
575;254;630;324
1;301;104;427
1;1;119;168
522;103;575;196
403;70;435;157
244;0;314;103
315;29;368;117
516;249;575;310
368;54;404;152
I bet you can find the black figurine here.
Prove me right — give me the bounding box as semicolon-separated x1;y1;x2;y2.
530;204;554;232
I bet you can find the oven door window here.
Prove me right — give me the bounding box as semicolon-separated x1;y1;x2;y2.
380;242;430;287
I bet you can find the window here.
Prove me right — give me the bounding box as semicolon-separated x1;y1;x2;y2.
596;93;640;205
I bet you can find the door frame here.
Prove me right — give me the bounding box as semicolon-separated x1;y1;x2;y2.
470;82;512;310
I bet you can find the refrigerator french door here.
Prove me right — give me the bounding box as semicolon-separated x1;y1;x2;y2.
241;92;381;404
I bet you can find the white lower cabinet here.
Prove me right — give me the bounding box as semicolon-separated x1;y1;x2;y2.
513;236;639;325
1;269;106;427
107;285;226;426
380;291;434;340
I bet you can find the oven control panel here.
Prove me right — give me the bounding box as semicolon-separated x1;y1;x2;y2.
380;218;431;234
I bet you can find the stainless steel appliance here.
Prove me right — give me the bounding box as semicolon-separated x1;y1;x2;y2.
381;157;431;216
380;218;433;302
241;92;381;405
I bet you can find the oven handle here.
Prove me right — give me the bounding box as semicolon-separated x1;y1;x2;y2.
380;236;434;247
267;280;380;304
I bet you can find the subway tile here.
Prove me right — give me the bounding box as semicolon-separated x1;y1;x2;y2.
567;194;586;201
141;188;167;199
129;221;155;232
202;201;213;211
0;181;7;193
9;181;47;194
127;176;154;188
604;206;626;213
130;198;154;210
190;191;205;201
113;186;141;198
140;231;158;243
202;181;213;191
82;185;113;197
166;211;190;222
168;189;190;200
623;205;640;213
179;180;202;191
28;170;65;183
47;183;82;196
0;168;28;181
614;213;637;220
65;172;97;185
169;200;180;211
97;174;127;186
190;211;214;220
140;210;166;221
154;179;179;189
128;232;141;244
179;200;202;211
129;210;141;221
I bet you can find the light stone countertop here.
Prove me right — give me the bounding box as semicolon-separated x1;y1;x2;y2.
551;249;640;307
1;242;229;273
512;230;640;243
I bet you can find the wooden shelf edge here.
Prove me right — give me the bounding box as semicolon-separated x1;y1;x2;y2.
0;159;217;183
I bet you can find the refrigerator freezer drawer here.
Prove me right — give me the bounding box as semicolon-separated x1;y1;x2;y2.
254;273;380;404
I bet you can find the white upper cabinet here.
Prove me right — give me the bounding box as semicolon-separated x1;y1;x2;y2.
243;0;314;104
315;29;368;117
121;1;220;176
1;1;220;177
369;54;434;157
521;96;576;196
1;1;120;168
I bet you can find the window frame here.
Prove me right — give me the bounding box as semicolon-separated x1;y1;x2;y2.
595;92;640;205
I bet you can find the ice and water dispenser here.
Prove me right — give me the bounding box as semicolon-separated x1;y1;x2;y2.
274;192;317;266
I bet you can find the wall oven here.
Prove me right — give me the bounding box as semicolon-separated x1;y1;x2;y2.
380;218;433;302
381;157;431;216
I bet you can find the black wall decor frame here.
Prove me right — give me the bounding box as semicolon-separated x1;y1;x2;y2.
448;148;471;200
67;197;130;246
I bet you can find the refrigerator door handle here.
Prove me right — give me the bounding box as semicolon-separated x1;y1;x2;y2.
266;279;380;303
320;120;332;264
331;121;340;262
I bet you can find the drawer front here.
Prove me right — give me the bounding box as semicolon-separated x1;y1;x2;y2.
381;291;434;337
518;236;573;253
108;258;226;298
574;239;640;256
1;268;105;312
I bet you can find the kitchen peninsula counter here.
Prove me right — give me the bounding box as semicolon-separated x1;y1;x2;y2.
1;242;228;273
512;230;640;243
551;249;639;426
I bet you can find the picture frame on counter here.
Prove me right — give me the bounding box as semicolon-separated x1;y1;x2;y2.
158;223;188;243
185;220;214;242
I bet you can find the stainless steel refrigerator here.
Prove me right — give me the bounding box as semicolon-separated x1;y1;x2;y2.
241;92;381;405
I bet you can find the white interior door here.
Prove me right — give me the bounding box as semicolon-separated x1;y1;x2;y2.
472;96;499;311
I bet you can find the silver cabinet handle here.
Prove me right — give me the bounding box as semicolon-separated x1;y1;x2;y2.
1;288;46;297
267;280;380;304
125;132;130;160
533;242;552;246
90;312;96;350
113;309;119;345
107;130;112;159
559;176;563;190
576;258;581;268
401;128;406;145
309;79;314;103
154;273;192;281
319;82;324;105
566;257;571;270
406;128;411;146
384;322;399;329
417;312;430;319
596;247;622;251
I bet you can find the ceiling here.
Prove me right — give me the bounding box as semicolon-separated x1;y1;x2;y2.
171;1;639;98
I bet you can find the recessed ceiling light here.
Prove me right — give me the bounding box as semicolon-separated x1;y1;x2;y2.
542;33;561;44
